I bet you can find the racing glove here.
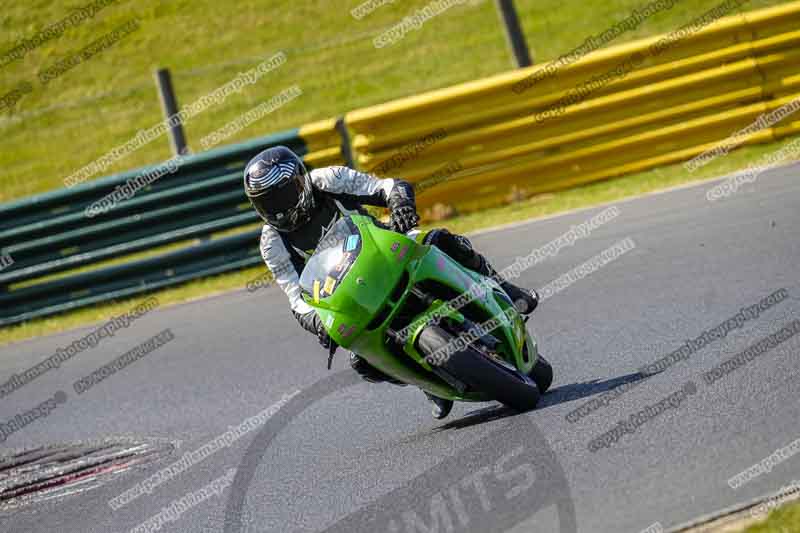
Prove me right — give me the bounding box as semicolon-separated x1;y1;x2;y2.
390;205;420;234
387;181;420;234
294;310;333;349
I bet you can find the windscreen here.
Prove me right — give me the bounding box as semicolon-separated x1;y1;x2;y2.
299;217;362;303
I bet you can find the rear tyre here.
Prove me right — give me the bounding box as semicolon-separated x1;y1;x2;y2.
529;354;553;394
417;326;540;412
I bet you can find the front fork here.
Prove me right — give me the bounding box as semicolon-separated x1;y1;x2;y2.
384;286;471;392
387;285;535;385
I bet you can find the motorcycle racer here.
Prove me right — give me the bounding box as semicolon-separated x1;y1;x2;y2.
244;146;539;419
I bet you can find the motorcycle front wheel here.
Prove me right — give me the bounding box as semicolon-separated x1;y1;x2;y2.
417;325;540;412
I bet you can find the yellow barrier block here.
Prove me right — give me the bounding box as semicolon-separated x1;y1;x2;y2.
744;1;800;40
418;128;777;213
304;147;345;168
299;118;342;154
350;35;773;154
389;87;763;186
414;97;791;208
343;1;800;214
773;120;800;140
346;3;800;132
361;54;768;175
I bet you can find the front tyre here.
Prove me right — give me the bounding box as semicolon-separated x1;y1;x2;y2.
417;326;540;412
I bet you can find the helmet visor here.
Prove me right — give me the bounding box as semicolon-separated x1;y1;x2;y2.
251;174;306;231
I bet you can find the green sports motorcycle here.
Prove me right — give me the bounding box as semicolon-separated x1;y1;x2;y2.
299;212;553;412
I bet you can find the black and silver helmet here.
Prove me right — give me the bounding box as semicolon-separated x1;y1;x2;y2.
243;146;314;232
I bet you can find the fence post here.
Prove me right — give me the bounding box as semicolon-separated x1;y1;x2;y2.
334;117;356;169
153;68;189;156
494;0;533;68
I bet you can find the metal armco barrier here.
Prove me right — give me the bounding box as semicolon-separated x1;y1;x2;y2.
0;121;345;326
2;2;798;326
345;2;800;213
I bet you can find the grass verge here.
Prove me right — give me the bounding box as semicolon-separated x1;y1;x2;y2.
743;499;800;532
0;0;786;201
1;133;797;347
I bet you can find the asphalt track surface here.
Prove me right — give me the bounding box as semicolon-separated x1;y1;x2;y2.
1;167;798;533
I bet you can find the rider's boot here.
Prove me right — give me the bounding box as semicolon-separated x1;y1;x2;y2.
470;254;538;315
424;392;454;419
351;355;452;419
